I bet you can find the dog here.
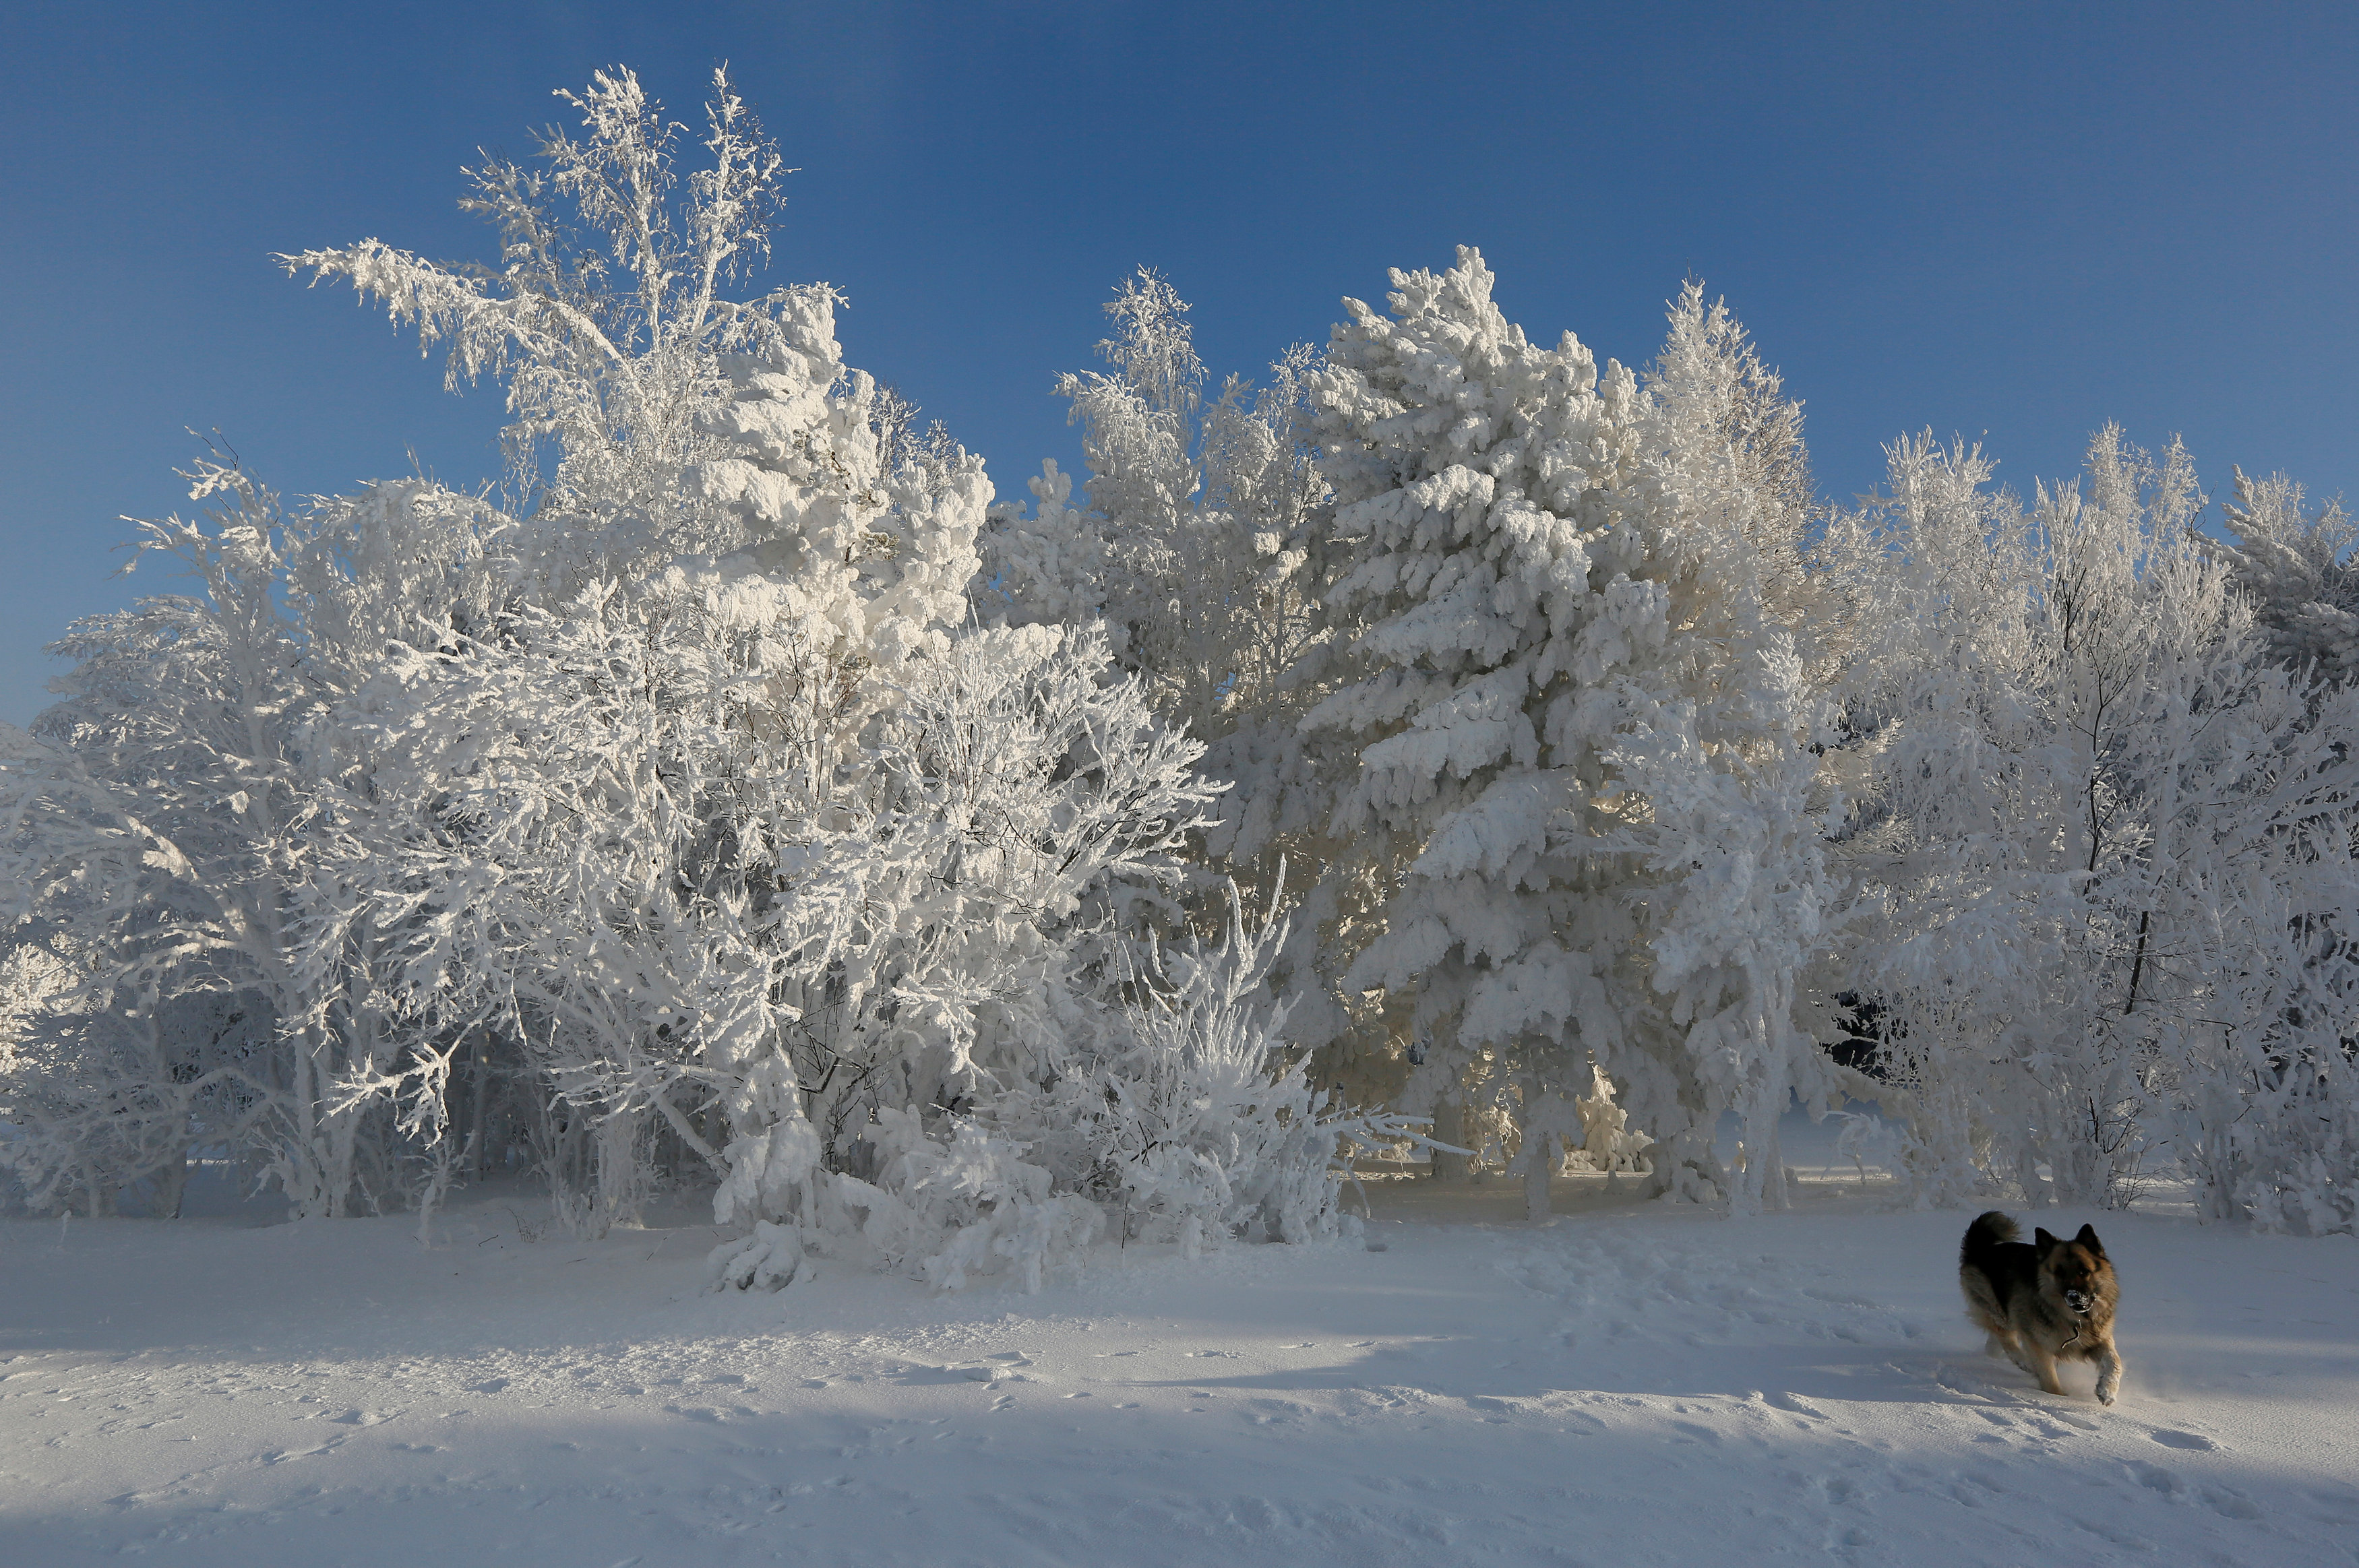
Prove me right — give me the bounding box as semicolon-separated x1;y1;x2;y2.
1959;1211;2124;1405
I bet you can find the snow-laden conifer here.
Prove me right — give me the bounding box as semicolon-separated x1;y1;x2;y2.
1304;251;1830;1215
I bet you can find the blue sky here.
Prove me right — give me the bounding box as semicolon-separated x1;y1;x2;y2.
3;1;2354;724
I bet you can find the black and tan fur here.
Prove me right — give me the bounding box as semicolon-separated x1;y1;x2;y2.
1959;1211;2124;1405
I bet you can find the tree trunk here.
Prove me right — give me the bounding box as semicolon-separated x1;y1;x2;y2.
1523;1127;1554;1221
155;1145;189;1220
1430;1098;1468;1183
469;1033;490;1183
593;1108;646;1234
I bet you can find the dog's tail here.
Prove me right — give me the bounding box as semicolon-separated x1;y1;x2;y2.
1961;1210;2019;1270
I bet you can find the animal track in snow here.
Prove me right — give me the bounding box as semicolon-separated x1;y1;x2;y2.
330;1408;400;1426
2122;1460;2263;1522
2146;1427;2218;1451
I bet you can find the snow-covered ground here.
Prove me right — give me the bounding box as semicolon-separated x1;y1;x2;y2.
5;1156;2356;1567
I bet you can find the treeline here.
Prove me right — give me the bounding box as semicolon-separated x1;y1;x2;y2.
3;67;2352;1271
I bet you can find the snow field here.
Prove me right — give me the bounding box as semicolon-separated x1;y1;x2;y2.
3;1174;2355;1567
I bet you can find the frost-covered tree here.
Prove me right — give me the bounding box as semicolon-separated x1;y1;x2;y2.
985;272;1337;760
2208;466;2359;685
1304;250;1831;1217
1820;427;2359;1226
7;69;1384;1280
979;272;1376;1082
319;543;1226;1258
282;66;811;577
1646;281;1837;679
1612;281;1838;1214
0;464;510;1218
267;65;996;1234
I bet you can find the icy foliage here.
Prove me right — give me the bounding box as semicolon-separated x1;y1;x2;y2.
1564;1063;1654;1174
978;274;1368;1086
2207;465;2359;685
1302;250;1831;1218
0;464;512;1219
8;61;2359;1254
1819;428;2359;1228
282;67;803;572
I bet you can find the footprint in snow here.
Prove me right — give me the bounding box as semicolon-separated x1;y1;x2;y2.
2147;1428;2219;1451
263;1439;343;1463
890;1364;998;1386
2121;1460;2261;1520
2203;1486;2263;1520
330;1408;399;1426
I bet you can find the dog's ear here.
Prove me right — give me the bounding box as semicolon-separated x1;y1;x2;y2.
2074;1223;2104;1256
2033;1227;2058;1251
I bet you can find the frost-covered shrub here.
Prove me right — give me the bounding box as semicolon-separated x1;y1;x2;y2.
702;891;1384;1294
708;1109;1104;1295
1562;1065;1654;1174
830;1112;1105;1292
1027;895;1353;1255
2182;1052;2359;1238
